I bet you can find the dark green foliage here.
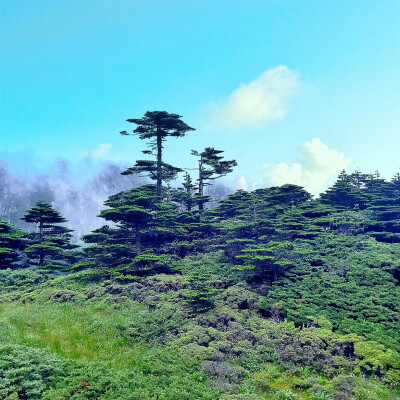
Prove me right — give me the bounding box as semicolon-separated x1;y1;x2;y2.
80;185;188;275
320;170;367;208
21;200;67;225
177;252;235;312
122;249;175;275
21;201;78;267
259;235;400;349
0;268;49;292
121;159;183;184
191;147;237;210
213;185;312;219
317;169;400;242
171;172;198;211
236;240;299;282
0;344;63;399
363;173;400;243
120;111;195;196
0;218;25;269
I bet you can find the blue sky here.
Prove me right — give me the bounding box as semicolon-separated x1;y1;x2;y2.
1;0;399;194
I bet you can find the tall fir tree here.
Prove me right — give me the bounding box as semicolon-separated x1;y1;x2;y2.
120;111;195;196
191;147;237;210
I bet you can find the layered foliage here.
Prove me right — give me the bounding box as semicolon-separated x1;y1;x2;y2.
0;217;25;269
120;111;195;196
21;201;78;267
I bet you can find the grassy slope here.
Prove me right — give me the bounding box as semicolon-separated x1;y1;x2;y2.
0;265;399;400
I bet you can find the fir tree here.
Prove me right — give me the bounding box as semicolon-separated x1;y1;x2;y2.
350;169;369;190
21;201;77;266
363;172;400;242
0;218;25;269
81;185;188;275
320;170;367;208
261;184;312;209
79;225;134;273
210;190;253;219
172;172;197;211
191;147;237;210
120;111;195;196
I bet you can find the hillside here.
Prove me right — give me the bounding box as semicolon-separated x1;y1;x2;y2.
1;166;400;400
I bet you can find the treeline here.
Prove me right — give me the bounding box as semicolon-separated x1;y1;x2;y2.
1;110;400;275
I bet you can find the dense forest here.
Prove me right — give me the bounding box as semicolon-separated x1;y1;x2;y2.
1;112;400;400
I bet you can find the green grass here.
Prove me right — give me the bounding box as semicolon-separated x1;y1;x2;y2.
0;298;219;399
0;301;148;365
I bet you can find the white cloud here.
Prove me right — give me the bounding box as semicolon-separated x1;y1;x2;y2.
209;66;300;130
266;138;351;195
83;143;112;160
235;176;258;191
235;176;248;191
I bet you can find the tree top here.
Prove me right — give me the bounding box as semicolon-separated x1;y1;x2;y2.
21;201;67;224
123;111;195;140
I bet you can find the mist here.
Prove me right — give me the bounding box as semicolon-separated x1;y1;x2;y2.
0;159;147;240
0;158;234;241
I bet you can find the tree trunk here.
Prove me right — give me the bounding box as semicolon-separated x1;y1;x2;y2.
39;221;44;241
39;220;44;266
136;227;142;253
186;190;192;212
198;159;204;210
252;198;258;223
156;131;162;197
39;251;44;267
